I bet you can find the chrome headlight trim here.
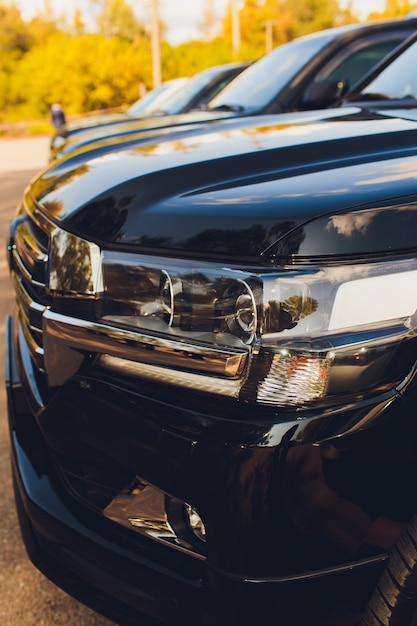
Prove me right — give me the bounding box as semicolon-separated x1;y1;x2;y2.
42;309;249;389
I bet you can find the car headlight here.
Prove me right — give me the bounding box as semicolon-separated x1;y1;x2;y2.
47;229;417;407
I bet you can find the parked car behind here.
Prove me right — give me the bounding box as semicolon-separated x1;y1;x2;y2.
7;28;417;626
125;77;189;115
52;63;250;152
62;77;190;133
50;15;417;160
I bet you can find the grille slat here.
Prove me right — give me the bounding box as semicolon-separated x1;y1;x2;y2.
14;221;48;285
12;214;51;369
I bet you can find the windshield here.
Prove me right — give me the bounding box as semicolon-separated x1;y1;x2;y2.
127;79;188;115
157;68;225;115
207;31;337;111
354;39;417;100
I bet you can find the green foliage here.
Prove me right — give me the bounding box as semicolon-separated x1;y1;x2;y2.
0;0;402;126
164;38;248;78
97;0;147;40
222;0;357;55
284;0;352;36
367;0;417;18
6;32;154;118
0;2;32;61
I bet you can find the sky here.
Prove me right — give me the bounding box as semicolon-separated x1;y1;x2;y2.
15;0;388;46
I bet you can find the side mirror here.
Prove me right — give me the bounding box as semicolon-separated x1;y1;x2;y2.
301;79;349;109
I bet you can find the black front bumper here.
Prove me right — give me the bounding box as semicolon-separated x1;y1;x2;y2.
7;312;406;626
6;313;208;626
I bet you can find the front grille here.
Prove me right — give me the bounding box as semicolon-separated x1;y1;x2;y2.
11;200;52;371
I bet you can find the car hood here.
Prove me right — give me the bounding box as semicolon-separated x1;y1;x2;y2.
64;111;130;132
32;109;417;262
51;109;243;159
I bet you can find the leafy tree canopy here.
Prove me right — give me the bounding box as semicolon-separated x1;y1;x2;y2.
96;0;148;40
0;1;32;60
368;0;417;17
1;0;416;124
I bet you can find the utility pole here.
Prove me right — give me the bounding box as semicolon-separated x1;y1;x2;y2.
231;0;240;58
265;20;273;53
151;0;161;87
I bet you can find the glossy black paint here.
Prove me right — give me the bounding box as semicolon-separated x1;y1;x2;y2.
7;299;417;625
7;39;417;626
8;307;417;626
36;111;417;260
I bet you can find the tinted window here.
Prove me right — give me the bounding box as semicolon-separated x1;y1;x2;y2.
320;38;408;88
359;39;417;99
207;31;337;111
127;79;188;115
127;84;170;114
160;68;231;114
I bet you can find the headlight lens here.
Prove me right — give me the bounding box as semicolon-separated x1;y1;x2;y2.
47;231;417;407
100;252;417;406
100;251;261;348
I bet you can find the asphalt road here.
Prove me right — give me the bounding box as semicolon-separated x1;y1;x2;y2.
0;137;116;625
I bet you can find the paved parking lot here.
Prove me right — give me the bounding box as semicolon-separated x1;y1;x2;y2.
0;136;50;172
0;137;116;625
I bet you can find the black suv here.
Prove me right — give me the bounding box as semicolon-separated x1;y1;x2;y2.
51;15;417;160
6;30;417;626
54;61;251;138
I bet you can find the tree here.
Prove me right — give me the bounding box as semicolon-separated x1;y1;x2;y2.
0;2;32;112
96;0;147;40
7;31;155;118
0;0;361;123
72;9;86;35
0;2;31;60
25;14;61;45
200;0;219;40
262;0;356;43
283;0;351;37
222;0;357;56
367;0;417;18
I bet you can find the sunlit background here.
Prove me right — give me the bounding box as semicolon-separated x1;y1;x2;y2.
14;0;388;44
0;0;413;130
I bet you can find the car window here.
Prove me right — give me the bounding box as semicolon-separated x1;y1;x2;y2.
318;37;409;89
193;76;238;109
127;78;188;115
158;69;227;114
358;38;417;99
127;84;170;114
207;31;337;111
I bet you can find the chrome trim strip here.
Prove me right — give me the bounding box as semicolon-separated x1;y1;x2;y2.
99;355;243;397
12;247;37;285
12;272;46;319
12;249;46;290
15;220;48;264
20;317;45;368
209;554;389;584
12;273;46;371
43;309;249;388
